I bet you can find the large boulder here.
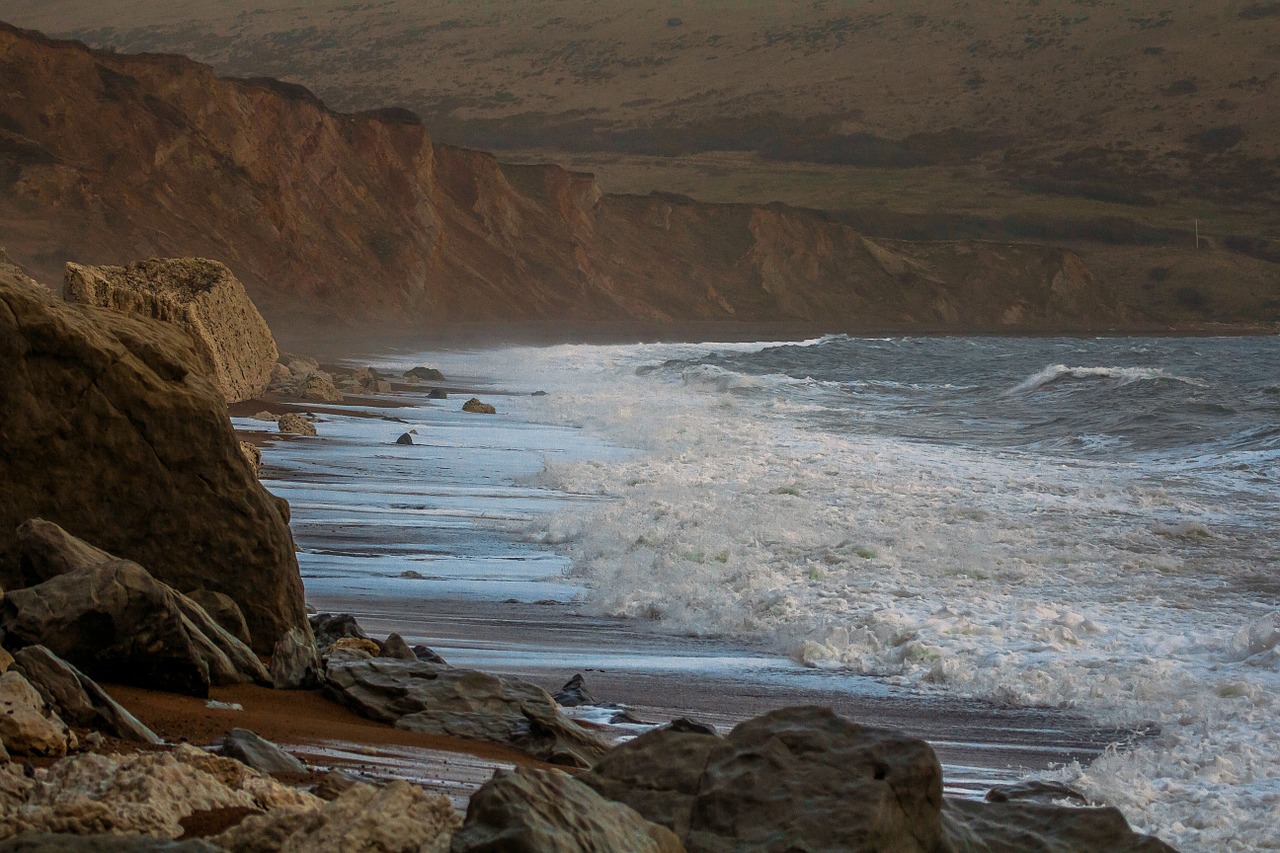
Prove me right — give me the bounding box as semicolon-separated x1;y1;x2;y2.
0;559;269;698
11;646;159;743
581;706;1177;853
324;657;611;768
451;767;684;853
0;261;309;653
63;258;278;404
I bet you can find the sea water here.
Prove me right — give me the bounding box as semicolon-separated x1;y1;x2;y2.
252;335;1277;852
389;335;1278;852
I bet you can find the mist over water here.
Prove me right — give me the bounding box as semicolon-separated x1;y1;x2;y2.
425;334;1277;853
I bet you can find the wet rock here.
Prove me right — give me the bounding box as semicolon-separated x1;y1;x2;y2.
462;398;496;415
63;258;279;404
0;559;268;698
399;570;425;579
0;263;308;654
0;744;316;840
324;657;611;768
378;633;418;661
0;671;76;757
582;706;1178;853
451;767;683;853
214;779;459;853
185;589;253;648
218;729;307;776
427;389;448;400
405;367;445;381
276;413;316;436
11;646;159;743
396;432;414;445
0;834;220;851
237;442;261;477
662;717;720;736
269;627;322;690
985;779;1091;806
552;674;595;708
249;411;279;423
308;614;369;648
412;646;448;666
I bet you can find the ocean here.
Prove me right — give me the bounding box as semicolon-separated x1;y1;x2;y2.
251;335;1279;852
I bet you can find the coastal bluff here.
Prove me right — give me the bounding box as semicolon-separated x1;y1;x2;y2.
0;255;307;654
0;22;1123;332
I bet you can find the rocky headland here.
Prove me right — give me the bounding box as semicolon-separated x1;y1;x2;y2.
0;21;1142;335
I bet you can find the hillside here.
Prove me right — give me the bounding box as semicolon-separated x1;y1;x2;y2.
2;0;1278;327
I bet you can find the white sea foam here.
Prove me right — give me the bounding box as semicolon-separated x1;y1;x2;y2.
403;338;1280;853
1008;363;1209;395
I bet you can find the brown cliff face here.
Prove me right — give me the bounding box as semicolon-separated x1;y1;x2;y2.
0;23;1124;332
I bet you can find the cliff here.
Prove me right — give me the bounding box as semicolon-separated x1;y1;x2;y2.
0;23;1124;332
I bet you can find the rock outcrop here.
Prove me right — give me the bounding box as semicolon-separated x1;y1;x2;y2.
324;656;611;768
451;768;684;853
0;261;309;654
63;258;278;404
0;24;1129;333
581;706;1177;853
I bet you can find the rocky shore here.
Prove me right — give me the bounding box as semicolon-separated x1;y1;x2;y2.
0;253;1182;850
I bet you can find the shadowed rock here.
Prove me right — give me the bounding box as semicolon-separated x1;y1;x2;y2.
405;367;445;381
0;671;76;757
269;627;322;690
185;589;253;648
552;673;595;708
324;657;610;768
378;633;418;661
11;646;159;744
451;767;683;853
217;728;306;776
0;262;309;654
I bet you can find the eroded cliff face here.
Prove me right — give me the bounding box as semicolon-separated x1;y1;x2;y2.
0;23;1124;331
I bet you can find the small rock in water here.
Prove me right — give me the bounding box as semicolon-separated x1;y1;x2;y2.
277;412;316;436
531;390;548;396
553;674;596;708
985;779;1091;805
462;397;496;414
399;570;426;579
427;388;448;399
395;432;414;445
250;410;280;422
404;366;445;381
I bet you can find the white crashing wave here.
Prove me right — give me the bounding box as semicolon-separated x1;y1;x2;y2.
1007;363;1210;395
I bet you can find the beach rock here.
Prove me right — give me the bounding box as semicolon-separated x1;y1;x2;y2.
309;614;370;648
984;779;1091;806
405;367;445;381
663;718;720;737
379;633;418;661
270;363;291;383
312;769;359;802
0;764;31;810
396;432;414;445
300;372;343;403
213;779;459;853
324;657;611;768
428;389;448;400
185;589;253;648
412;646;448;666
451;767;684;853
285;356;319;378
0;671;76;757
0;649;13;673
0;834;220;851
0;559;267;698
218;729;307;776
0;744;317;840
372;379;392;393
276;413;317;436
12;520;115;586
237;442;262;477
461;398;496;415
269;627;323;690
583;706;1178;853
552;674;596;708
330;638;381;657
0;263;309;654
63;258;278;405
10;646;160;743
250;410;280;423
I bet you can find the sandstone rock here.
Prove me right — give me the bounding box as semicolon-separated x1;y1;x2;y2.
396;432;414;445
0;649;13;673
405;367;445;381
372;379;392;393
250;411;280;423
276;413;316;436
0;834;219;851
552;673;595;708
330;638;381;657
237;442;262;477
285;356;319;378
0;264;308;654
0;671;75;757
428;389;448;400
269;627;323;690
451;767;683;853
0;559;267;698
300;372;343;403
185;589;253;648
663;718;720;737
213;779;459;853
461;398;496;415
324;657;610;768
11;646;160;743
583;706;1178;853
218;729;307;776
378;633;417;661
13;519;114;586
413;646;448;666
309;614;370;648
0;764;31;811
63;258;278;405
270;363;291;383
312;770;359;802
0;744;317;840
